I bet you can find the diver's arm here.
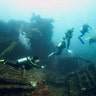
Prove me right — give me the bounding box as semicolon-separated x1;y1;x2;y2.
88;25;92;30
80;27;83;32
32;63;44;69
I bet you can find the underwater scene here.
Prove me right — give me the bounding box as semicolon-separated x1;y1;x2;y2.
0;0;96;96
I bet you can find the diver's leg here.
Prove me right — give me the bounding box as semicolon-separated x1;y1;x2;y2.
79;33;85;37
5;60;19;68
55;46;63;55
78;33;85;44
48;52;56;57
67;39;70;49
21;66;26;79
55;48;62;55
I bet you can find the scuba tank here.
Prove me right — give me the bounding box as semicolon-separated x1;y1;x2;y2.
17;57;30;63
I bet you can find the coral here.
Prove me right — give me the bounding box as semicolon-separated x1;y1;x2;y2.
32;80;50;96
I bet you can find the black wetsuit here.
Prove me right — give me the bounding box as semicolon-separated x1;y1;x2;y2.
55;39;66;55
80;24;91;37
4;57;40;70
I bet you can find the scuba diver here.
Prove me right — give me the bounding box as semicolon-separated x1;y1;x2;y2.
65;27;74;49
0;56;44;70
48;37;66;57
88;35;96;45
78;23;92;44
48;27;74;58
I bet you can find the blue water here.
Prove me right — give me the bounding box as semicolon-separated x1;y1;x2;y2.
0;0;96;61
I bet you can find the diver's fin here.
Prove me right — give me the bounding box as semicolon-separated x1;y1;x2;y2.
78;36;85;44
85;37;91;41
67;49;73;54
48;52;55;58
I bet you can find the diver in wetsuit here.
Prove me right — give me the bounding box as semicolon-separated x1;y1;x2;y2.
48;37;66;57
48;27;74;58
88;35;96;45
0;56;44;70
65;27;74;49
78;24;92;44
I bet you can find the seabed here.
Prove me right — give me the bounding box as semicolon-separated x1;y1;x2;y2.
0;57;96;96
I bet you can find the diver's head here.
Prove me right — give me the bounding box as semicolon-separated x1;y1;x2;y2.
83;22;89;26
68;26;74;32
68;27;74;34
71;27;74;31
32;56;40;63
63;37;65;40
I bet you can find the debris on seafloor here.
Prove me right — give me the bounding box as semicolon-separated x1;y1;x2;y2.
45;57;96;96
0;62;50;96
0;56;96;96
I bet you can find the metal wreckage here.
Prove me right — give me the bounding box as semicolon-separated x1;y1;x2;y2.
0;14;96;96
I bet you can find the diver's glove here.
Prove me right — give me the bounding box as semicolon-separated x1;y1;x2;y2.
41;66;45;69
36;65;45;69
